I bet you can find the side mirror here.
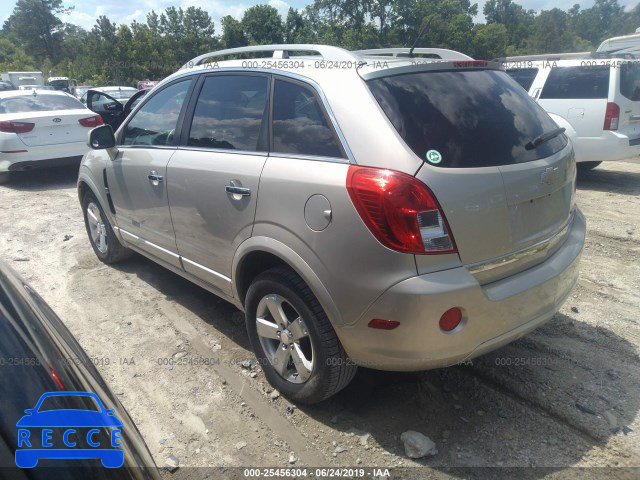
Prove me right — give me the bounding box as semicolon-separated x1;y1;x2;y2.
105;409;115;414
88;125;116;149
24;409;34;414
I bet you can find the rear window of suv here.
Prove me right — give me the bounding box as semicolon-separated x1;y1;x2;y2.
368;69;567;168
540;65;609;99
506;67;539;91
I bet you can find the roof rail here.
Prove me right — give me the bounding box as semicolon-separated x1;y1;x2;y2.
183;44;360;68
354;48;472;60
493;51;639;62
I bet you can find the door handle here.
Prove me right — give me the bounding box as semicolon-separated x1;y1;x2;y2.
148;171;163;186
225;185;251;196
630;114;640;121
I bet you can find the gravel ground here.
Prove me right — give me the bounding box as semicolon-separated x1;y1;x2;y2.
1;159;639;479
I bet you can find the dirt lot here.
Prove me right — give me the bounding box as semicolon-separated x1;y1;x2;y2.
1;160;639;479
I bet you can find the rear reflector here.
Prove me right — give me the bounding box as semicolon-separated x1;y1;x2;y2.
79;115;105;128
347;166;456;254
439;308;463;332
368;319;400;330
604;102;619;131
0;121;35;134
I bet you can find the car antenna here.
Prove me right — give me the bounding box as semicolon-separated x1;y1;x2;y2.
409;16;434;58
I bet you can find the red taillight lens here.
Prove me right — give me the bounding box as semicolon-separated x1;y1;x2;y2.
439;308;463;332
346;166;456;254
604;102;619;131
78;115;104;127
0;121;35;133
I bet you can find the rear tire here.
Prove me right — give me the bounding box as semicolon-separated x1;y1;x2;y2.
245;267;357;404
577;161;602;172
82;191;132;264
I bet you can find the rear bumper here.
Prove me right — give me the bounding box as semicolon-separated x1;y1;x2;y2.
0;141;88;172
572;131;640;162
336;209;586;371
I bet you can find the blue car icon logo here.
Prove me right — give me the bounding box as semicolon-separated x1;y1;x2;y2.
15;391;124;468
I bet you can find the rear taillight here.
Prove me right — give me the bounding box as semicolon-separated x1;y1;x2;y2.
346;166;457;254
604;102;619;131
78;115;104;127
0;121;35;134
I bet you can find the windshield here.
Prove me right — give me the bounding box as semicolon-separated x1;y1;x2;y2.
368;69;567;168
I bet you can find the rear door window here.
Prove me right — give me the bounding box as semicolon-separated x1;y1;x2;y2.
368;69;567;168
0;94;84;113
187;75;269;151
540;65;609;99
620;62;640;101
272;79;345;158
506;68;539;91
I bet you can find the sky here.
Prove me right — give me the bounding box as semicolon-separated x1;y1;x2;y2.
0;0;639;33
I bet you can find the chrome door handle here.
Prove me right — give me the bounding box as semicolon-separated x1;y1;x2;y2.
225;185;251;196
148;171;163;185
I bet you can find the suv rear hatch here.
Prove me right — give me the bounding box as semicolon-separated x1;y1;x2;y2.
365;64;575;283
617;60;640;143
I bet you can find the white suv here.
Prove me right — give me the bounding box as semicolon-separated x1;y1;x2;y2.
505;55;640;170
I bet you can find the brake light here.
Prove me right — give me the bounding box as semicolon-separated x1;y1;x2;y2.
604;102;619;131
78;115;104;127
0;121;35;133
346;166;456;254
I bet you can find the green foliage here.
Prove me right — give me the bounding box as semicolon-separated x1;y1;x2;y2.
2;0;640;85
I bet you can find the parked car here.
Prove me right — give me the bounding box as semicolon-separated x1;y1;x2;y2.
0;261;160;477
18;85;54;91
136;80;158;90
0;90;104;184
77;45;585;404
0;80;16;91
75;85;94;99
504;54;640;170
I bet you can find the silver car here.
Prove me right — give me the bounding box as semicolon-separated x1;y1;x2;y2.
77;45;586;404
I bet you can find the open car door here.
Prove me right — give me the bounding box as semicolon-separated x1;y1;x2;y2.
86;88;149;131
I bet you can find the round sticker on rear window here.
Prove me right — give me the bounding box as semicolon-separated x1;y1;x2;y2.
425;150;442;164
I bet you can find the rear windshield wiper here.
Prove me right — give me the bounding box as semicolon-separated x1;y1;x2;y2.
524;127;566;150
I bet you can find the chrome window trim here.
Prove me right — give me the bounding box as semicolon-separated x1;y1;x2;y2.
466;212;574;284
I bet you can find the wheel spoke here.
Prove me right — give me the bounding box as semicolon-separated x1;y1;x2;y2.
256;317;280;340
265;295;288;329
291;344;312;382
98;233;107;252
272;344;291;377
87;207;99;223
288;317;308;341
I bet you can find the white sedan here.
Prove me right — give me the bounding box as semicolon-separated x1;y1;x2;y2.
0;90;103;183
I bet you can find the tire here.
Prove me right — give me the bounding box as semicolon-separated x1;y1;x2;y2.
245;267;357;404
0;172;10;185
577;161;602;172
81;190;132;264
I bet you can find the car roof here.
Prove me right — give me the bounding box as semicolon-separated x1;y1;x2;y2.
0;89;75;99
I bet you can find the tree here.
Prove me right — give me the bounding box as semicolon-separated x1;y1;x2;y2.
2;0;71;64
221;16;248;49
470;23;509;59
483;0;535;52
242;5;284;45
0;36;37;70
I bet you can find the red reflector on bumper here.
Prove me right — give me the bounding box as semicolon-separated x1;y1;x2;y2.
439;308;463;332
368;319;400;330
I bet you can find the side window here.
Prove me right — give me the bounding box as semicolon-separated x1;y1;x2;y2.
620;62;640;101
540;66;609;100
122;79;191;146
272;79;344;158
187;75;269;151
506;68;539;91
